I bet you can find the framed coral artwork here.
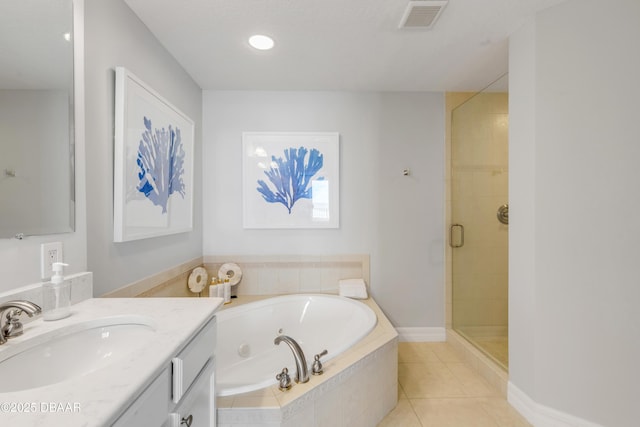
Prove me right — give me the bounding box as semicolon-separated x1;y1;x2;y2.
113;67;194;242
242;132;340;229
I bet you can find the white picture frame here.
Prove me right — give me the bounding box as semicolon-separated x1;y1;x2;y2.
113;67;194;242
242;132;340;229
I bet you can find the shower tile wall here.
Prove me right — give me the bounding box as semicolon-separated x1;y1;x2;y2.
451;93;509;337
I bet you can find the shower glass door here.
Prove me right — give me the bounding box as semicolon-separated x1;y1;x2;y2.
451;74;509;369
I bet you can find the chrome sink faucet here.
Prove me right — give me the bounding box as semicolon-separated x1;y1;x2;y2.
0;301;42;345
274;335;309;384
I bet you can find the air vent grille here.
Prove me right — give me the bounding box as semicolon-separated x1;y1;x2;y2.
399;1;448;29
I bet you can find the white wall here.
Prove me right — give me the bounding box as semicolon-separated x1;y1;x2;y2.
509;0;640;425
84;0;203;296
0;0;86;294
203;91;445;327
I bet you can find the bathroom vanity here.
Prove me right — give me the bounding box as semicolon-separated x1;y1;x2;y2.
0;297;222;426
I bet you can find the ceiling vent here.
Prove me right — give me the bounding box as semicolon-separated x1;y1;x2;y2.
399;0;448;29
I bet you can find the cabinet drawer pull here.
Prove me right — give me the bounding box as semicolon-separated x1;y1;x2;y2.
181;414;193;426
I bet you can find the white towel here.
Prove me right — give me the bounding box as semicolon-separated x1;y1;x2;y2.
339;278;368;299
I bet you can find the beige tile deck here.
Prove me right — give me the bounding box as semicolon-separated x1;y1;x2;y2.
378;342;530;427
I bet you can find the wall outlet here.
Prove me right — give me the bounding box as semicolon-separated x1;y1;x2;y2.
41;242;63;279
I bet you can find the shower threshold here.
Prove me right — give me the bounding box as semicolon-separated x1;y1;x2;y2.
454;326;508;370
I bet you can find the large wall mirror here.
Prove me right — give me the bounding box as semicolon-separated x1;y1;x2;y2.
0;0;75;238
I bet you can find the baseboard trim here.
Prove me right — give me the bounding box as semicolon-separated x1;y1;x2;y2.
396;327;446;342
508;382;604;427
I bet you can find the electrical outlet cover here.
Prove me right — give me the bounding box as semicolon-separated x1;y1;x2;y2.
41;242;63;279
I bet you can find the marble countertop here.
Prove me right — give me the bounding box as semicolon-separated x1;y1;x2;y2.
0;297;223;426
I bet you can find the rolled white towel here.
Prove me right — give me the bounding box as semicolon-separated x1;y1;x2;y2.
339;278;368;299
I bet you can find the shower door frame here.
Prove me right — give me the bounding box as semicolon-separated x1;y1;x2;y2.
447;75;510;370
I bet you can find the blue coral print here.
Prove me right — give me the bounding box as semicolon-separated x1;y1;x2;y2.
136;116;186;213
257;146;324;214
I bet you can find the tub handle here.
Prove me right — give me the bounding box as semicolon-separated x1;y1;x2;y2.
312;350;328;375
276;367;292;391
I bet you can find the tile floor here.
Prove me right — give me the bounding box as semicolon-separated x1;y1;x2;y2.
377;342;531;427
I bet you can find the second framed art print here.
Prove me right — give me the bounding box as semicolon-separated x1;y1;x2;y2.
242;132;340;229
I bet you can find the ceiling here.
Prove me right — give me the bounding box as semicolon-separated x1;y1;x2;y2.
124;0;566;92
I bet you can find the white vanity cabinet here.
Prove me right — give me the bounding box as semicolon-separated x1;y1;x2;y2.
113;316;217;427
167;358;215;427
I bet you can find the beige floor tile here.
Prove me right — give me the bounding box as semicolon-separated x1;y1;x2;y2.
399;363;467;398
429;342;464;363
398;342;426;363
400;360;462;382
446;362;501;397
379;343;526;427
478;398;532;427
398;342;441;363
377;398;422;427
445;361;477;379
411;398;500;427
404;378;468;399
399;360;454;378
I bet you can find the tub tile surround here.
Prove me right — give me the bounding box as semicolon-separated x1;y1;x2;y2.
216;296;398;427
102;255;371;299
204;254;370;297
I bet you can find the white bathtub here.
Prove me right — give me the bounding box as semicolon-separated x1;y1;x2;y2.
215;294;377;396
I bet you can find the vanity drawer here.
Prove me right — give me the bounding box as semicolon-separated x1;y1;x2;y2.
172;316;216;404
112;367;170;427
166;358;215;427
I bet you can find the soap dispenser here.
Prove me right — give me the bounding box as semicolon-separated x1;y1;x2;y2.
42;262;71;321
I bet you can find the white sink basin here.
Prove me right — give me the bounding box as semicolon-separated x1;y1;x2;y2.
0;316;156;393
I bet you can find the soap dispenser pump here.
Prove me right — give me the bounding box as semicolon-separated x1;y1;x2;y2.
42;262;71;321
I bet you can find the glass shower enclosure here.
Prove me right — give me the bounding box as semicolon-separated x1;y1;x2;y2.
450;74;509;369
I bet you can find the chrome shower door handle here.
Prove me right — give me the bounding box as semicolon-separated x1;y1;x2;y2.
450;224;464;248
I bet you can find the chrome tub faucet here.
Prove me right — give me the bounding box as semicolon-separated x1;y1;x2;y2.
0;300;42;345
274;335;309;384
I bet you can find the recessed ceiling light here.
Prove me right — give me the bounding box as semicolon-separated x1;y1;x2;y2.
63;32;71;42
248;35;274;50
